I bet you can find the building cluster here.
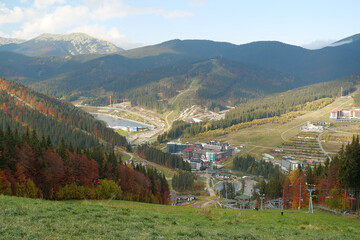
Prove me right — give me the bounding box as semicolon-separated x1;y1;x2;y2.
183;117;202;124
167;141;239;170
262;154;305;172
330;108;360;120
281;156;304;172
300;121;324;132
169;193;196;206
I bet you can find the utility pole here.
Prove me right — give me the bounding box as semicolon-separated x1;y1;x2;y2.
298;182;302;210
341;87;343;98
349;192;354;211
306;183;316;213
344;188;347;211
260;194;265;210
225;182;227;201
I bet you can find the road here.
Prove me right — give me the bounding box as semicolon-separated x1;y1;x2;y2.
317;130;332;161
77;105;166;145
205;173;216;197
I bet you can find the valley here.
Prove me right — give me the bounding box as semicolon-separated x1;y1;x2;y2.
1;29;360;239
2;1;360;239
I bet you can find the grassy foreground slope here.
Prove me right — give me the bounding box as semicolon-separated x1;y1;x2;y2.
1;196;359;240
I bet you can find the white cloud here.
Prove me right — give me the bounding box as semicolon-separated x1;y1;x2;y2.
0;3;25;25
69;24;141;49
301;40;335;50
34;0;66;9
188;0;207;7
12;5;89;39
2;0;192;47
87;0;192;20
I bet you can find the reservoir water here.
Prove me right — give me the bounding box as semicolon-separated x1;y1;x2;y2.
93;113;151;129
214;182;240;192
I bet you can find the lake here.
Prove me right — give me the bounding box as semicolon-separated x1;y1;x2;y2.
214;182;240;192
93;113;151;129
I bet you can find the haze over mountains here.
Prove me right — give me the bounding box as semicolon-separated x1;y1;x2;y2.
0;32;359;109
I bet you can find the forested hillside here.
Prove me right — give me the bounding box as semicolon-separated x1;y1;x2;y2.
137;144;191;171
0;126;169;203
159;76;358;141
282;136;360;211
1;34;360;112
0;78;128;149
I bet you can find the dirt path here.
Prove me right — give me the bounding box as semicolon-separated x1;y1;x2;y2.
164;110;174;131
169;78;198;105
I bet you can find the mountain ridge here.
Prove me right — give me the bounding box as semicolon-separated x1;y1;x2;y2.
0;33;123;56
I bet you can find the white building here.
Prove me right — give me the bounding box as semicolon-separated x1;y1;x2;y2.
300;121;324;132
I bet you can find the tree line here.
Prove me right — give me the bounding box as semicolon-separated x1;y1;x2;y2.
0;126;169;204
172;170;195;192
158;77;358;142
283;136;360;211
137;144;191;171
233;155;284;200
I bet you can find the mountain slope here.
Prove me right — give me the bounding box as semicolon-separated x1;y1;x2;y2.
0;37;25;45
0;77;128;148
331;33;360;46
0;33;123;56
122;38;360;85
0;33;360;109
105;58;295;109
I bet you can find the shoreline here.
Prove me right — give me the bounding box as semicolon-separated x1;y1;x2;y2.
91;112;154;129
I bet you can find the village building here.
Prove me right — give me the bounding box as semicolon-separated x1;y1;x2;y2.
330;108;360;120
281;156;304;172
183;118;202;124
300;121;324;132
167;142;191;154
168;140;235;170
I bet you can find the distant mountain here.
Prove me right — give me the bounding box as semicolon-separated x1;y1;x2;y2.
331;33;360;46
98;58;294;107
122;37;360;85
0;37;25;45
0;33;123;56
0;33;360;110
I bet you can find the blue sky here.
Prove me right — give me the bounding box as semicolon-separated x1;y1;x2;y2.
0;0;359;49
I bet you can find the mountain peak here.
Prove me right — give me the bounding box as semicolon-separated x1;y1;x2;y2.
5;32;123;56
35;32;97;41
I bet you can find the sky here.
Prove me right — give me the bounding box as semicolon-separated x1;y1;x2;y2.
0;0;359;49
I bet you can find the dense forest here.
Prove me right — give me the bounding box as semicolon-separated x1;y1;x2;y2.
172;170;196;192
219;182;236;199
0;126;169;204
159;77;358;141
0;78;129;149
137;144;191;171
233;155;283;180
283;136;360;211
233;155;284;200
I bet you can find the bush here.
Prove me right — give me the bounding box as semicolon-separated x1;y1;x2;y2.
95;179;123;200
325;188;342;210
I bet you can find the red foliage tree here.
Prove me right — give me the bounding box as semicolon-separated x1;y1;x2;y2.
43;150;65;199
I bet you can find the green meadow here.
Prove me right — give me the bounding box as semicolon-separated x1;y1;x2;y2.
1;195;359;239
